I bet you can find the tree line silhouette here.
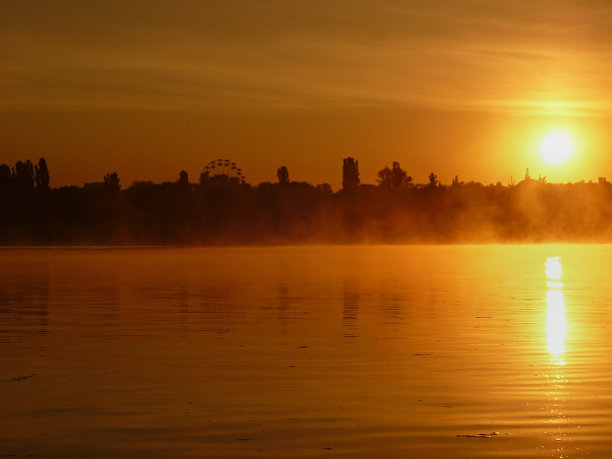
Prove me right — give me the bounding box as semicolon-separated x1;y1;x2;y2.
2;157;612;244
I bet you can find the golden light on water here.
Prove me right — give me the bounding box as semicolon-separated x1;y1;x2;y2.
546;289;567;356
540;132;574;164
543;255;569;454
545;257;567;358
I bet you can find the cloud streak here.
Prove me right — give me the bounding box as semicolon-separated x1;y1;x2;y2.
3;0;612;116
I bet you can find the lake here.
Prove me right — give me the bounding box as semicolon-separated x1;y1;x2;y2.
1;245;611;457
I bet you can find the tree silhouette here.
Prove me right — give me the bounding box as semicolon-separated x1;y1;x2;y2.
12;160;35;192
104;172;121;192
34;158;50;192
178;170;189;187
377;162;412;188
342;157;360;190
428;172;438;188
316;183;332;194
5;154;612;245
199;170;210;185
277;166;289;185
451;175;464;187
0;164;11;189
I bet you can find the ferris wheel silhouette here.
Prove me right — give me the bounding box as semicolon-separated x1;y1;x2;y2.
201;159;245;184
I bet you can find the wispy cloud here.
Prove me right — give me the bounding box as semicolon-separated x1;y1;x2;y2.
3;0;612;116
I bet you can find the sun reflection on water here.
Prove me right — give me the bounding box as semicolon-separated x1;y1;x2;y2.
544;256;569;456
546;289;567;357
545;256;567;359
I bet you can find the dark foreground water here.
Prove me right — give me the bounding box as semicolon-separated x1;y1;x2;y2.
1;245;612;458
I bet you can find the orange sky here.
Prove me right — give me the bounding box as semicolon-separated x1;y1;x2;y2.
2;1;612;188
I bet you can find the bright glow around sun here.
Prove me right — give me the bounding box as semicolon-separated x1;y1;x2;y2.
540;132;573;164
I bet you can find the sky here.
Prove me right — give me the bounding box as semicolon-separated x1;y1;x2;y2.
2;0;612;188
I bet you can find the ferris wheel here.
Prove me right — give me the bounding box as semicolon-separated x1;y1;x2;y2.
202;159;245;184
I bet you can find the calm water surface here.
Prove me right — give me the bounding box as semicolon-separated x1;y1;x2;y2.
1;245;612;458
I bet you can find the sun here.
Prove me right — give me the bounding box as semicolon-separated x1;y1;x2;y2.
540;131;573;164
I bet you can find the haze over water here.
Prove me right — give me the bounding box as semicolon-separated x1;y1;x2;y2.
2;245;612;457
